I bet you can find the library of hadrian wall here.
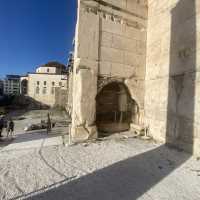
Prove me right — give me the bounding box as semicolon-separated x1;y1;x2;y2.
66;0;200;155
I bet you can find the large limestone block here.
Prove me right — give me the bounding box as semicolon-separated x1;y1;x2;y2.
124;25;146;41
101;31;112;48
123;64;145;79
145;57;170;80
194;72;200;124
71;64;98;142
125;78;145;109
102;19;123;35
124;52;146;67
123;65;136;78
72;126;89;142
109;63;145;79
111;34;137;52
147;12;171;44
148;0;179;17
100;46;124;64
126;0;148;18
145;78;169;111
193;138;200;156
75;58;98;74
110;63;125;77
73;69;97;126
99;61;112;76
77;7;99;61
145;117;167;142
175;73;196;120
136;40;146;55
71;125;97;143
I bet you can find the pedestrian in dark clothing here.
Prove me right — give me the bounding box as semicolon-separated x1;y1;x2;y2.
47;113;51;134
0;116;4;137
7;119;14;138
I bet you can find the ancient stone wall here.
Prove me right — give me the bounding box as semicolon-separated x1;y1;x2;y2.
71;0;148;142
97;0;147;112
66;70;74;116
145;0;200;155
71;0;200;155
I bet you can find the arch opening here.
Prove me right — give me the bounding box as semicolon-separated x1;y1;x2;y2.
96;82;139;136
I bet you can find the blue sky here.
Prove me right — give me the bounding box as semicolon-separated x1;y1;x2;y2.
0;0;77;78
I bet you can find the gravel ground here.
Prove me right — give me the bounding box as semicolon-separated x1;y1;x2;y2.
0;110;200;200
0;136;200;200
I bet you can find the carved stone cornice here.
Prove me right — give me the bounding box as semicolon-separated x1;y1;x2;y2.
81;1;146;30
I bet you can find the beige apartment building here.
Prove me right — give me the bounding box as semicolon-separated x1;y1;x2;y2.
22;62;67;107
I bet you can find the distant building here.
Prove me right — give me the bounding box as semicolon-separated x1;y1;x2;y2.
24;62;68;106
0;79;3;95
20;75;28;95
3;75;21;95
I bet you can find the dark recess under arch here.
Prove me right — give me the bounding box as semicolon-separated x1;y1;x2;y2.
96;82;139;136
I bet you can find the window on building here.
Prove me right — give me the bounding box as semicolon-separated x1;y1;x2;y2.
36;86;40;94
59;82;62;87
47;68;50;73
44;81;47;86
43;87;47;94
37;81;40;85
52;82;55;86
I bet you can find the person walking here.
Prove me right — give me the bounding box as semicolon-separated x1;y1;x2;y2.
46;113;51;134
7;118;15;138
0;116;4;137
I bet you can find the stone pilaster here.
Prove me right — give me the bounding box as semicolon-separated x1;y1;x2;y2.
70;0;100;142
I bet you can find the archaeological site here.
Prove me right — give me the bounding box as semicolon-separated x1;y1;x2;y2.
2;1;200;199
66;0;200;155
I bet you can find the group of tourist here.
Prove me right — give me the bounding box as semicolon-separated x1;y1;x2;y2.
0;112;53;141
0;116;15;139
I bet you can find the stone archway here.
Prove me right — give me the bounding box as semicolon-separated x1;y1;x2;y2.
96;82;140;135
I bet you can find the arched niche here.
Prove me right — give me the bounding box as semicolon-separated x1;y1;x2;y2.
96;81;140;136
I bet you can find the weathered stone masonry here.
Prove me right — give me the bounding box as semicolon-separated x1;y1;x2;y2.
69;0;200;155
145;0;200;154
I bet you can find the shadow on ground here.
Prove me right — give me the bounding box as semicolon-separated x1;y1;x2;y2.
12;145;190;200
